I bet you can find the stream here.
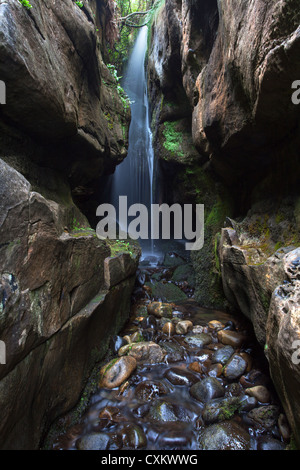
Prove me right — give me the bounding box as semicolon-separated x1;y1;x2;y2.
50;250;288;451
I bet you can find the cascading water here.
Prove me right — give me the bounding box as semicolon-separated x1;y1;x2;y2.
110;26;155;256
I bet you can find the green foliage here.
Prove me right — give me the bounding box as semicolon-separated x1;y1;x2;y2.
162;121;185;158
75;1;84;7
107;0;156;74
19;0;32;9
106;64;131;110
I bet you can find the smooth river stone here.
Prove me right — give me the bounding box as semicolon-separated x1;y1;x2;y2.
223;354;247;380
147;302;173;318
212;345;234;365
119;423;147;449
76;432;110;450
217;329;245;348
190;377;225;403
184;333;211;348
175;320;193;335
127;341;166;364
245;385;271;403
198;421;251;450
99;356;137;389
134;380;169;401
164;367;199;386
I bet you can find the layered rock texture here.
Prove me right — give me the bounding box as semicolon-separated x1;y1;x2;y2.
148;0;300;445
0;0;138;449
0;0;130;219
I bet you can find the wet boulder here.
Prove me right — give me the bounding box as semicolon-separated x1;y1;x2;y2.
198;421;251;450
190;377;225;403
99;357;137;389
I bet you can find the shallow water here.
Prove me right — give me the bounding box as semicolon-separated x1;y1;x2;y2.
50;259;286;451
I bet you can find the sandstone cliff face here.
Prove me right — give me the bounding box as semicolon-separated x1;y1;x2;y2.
0;0;130;200
0;0;138;449
148;0;300;445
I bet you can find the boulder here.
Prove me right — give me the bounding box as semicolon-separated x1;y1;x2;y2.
99;356;137;389
198;421;251;450
127;341;166;365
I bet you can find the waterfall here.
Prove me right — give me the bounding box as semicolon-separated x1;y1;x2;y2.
110;26;155;255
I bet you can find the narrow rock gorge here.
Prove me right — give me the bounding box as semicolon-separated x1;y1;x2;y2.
0;0;299;452
147;0;300;447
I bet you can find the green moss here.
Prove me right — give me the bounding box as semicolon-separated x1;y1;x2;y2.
162;121;185;158
286;434;299;450
145;280;187;303
206;201;229;230
104;112;114;130
105;239;140;259
102;357;119;375
258;288;271;314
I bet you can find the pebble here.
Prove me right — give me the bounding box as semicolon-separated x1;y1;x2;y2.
123;335;132;345
256;435;286;450
160;341;187;362
184;333;211;348
223;354;247;380
202;397;241;424
238;394;257;412
119;423;147;449
175;320;193;335
208;363;223;378
217;329;245;348
245;385;270;403
239;369;269;388
147;302;173;318
164;367;199;386
190;377;225;403
127;341;166;364
157;430;191;448
134;381;169;401
188;361;203;374
208;320;225;330
162;322;175;336
76;432;110;450
99;356;137;389
198;421;251;450
246;405;280;429
239;351;253;372
148;399;180;423
212;345;234;365
118;343;133;356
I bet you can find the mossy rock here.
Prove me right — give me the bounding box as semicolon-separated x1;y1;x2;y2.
145;280;187;303
159;119;199;164
171;263;196;288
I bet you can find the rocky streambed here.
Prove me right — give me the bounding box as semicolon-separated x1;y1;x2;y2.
47;253;291;451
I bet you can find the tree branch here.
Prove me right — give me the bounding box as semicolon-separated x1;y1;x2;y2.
119;10;151;24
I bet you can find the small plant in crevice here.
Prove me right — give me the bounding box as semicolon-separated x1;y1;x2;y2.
75;1;84;8
105;63;131;111
19;0;32;9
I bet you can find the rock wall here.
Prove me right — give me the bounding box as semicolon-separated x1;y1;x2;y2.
148;0;300;445
0;0;139;449
0;0;130;220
